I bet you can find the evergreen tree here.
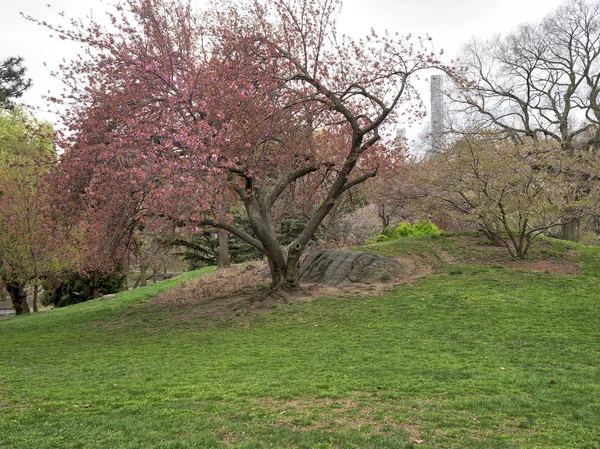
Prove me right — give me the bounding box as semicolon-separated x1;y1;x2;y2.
0;57;32;109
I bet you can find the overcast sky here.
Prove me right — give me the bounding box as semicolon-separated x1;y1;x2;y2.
1;0;566;133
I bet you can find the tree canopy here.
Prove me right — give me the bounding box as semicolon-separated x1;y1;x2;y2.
37;0;451;290
444;0;600;241
450;0;600;151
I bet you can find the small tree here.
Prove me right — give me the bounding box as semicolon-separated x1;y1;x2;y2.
412;135;594;259
129;231;181;288
0;108;60;314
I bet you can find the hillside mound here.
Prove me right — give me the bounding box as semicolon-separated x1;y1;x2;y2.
147;234;580;322
146;250;427;321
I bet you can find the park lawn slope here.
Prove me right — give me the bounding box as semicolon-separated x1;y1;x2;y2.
1;236;599;448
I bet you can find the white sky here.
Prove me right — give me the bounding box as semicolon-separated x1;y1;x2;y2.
1;0;566;134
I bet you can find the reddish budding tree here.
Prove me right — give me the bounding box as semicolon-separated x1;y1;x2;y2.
36;0;451;291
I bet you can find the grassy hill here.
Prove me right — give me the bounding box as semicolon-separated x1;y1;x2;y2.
1;234;599;448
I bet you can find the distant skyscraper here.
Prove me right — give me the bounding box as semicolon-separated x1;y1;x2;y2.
396;126;407;142
430;75;444;155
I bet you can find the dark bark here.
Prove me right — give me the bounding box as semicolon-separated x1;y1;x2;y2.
33;284;39;313
267;247;302;292
217;205;230;268
5;280;30;315
561;219;580;242
139;264;148;287
92;272;100;299
218;228;230;268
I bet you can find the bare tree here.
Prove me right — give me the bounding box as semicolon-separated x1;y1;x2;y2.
448;0;600;240
452;0;600;148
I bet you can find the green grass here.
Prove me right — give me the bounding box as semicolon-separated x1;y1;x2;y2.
1;238;600;448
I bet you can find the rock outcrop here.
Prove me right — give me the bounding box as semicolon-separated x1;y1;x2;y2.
299;249;412;286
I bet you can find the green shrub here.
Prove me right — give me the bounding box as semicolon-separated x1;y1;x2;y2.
411;221;442;236
41;272;125;308
367;221;442;243
369;234;391;243
388;222;413;238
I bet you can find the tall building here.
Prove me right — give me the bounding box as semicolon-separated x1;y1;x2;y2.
396;126;407;143
430;75;444;155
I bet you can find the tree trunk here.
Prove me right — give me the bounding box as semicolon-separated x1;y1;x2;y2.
267;243;303;292
269;261;299;292
123;253;131;290
378;204;390;233
218;228;230;268
284;251;301;290
33;284;39;313
268;261;286;290
139;264;147;287
561;219;579;242
217;204;230;268
240;147;367;293
92;272;100;299
5;280;30;315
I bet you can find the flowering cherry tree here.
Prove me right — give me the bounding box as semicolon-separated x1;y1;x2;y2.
36;0;450;291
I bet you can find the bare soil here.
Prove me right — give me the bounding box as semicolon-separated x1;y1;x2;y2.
502;259;579;274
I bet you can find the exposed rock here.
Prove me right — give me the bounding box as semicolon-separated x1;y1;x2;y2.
299;249;412;286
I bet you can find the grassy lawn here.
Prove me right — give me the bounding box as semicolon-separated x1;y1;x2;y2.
1;237;599;448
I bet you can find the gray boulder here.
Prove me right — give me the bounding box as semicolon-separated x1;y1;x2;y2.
299;249;407;286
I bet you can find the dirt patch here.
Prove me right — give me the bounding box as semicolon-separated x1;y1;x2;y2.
503;259;579;274
140;263;284;324
216;394;430;446
150;263;269;310
399;422;424;443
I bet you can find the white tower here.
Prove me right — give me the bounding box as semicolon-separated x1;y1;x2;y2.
430;75;444;155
